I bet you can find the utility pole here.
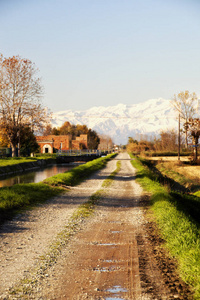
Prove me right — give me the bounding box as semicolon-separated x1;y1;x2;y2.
178;113;180;161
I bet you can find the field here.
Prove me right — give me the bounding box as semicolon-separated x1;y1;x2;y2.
149;156;190;162
147;156;200;181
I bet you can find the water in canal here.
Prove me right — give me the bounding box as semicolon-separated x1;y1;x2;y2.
0;163;78;188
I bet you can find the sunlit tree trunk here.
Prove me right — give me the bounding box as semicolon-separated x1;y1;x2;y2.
185;130;188;149
193;136;198;162
11;144;17;157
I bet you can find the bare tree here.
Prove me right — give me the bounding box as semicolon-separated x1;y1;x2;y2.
0;54;50;156
171;90;198;148
159;129;178;151
98;134;113;151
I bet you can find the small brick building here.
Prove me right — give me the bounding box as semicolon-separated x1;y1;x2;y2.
36;134;88;154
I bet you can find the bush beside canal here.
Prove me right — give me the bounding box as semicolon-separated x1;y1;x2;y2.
0;153;116;225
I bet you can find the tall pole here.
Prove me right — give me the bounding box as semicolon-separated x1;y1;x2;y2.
178;113;180;161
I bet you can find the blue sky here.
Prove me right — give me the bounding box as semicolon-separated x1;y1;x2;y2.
0;0;200;112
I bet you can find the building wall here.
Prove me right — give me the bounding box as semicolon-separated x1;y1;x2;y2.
36;136;54;154
36;134;88;153
42;143;53;154
75;134;88;149
50;135;71;150
72;140;80;149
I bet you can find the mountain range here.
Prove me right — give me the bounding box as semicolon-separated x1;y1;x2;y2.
51;98;178;145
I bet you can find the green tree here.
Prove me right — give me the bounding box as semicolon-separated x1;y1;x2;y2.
0;128;9;147
59;121;72;135
19;126;40;156
51;127;60;135
128;137;138;144
87;129;100;149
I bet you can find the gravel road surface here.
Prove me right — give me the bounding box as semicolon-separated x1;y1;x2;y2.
0;153;192;299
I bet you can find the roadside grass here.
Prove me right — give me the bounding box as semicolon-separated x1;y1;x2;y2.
138;158;200;224
71;160;121;220
0;157;39;166
0;153;116;225
130;154;200;299
43;153;116;186
9;158;121;297
71;190;103;221
0;183;64;225
0;154;59;167
102;160;121;188
130;156;161;194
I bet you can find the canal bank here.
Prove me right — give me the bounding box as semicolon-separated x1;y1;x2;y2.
0;154;101;177
0;153;115;226
0;164;77;188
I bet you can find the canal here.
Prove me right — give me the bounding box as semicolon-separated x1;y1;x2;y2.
0;163;79;188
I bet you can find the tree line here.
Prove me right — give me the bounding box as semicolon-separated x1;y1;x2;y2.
43;121;100;150
1;53;200;159
127;129;181;153
127;90;200;162
0;54;102;156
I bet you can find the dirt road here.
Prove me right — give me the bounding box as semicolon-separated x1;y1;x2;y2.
0;153;191;299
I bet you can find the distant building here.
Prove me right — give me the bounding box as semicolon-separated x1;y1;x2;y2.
36;134;88;154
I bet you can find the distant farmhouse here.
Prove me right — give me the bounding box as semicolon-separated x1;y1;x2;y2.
36;134;88;154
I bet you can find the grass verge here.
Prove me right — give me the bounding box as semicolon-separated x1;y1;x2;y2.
0;153;116;225
43;154;116;186
102;160;121;187
0;157;39;167
0;183;63;225
130;154;200;299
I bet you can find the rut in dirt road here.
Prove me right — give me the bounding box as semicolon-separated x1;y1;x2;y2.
33;153;189;300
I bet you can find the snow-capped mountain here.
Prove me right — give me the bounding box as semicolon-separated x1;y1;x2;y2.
52;98;178;145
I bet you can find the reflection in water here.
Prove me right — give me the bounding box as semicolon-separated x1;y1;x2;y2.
0;164;77;188
105;285;127;300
